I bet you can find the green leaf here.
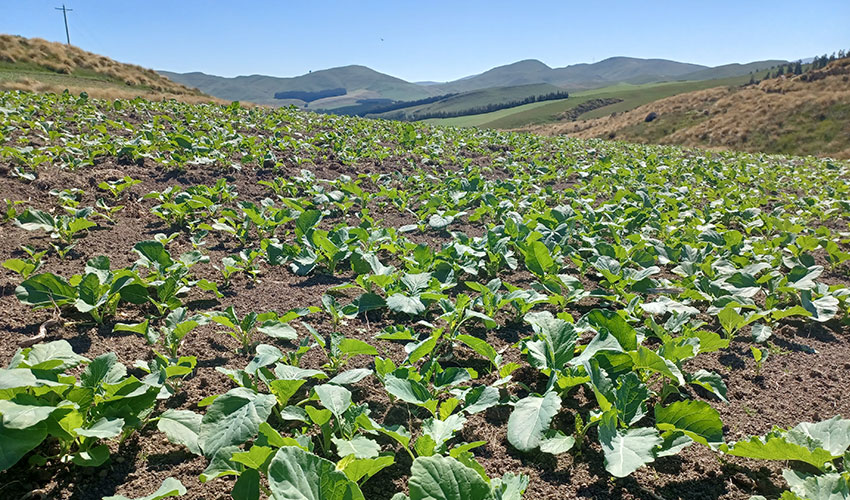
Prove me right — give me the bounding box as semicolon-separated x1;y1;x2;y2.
332;436;381;459
199;388;276;458
721;434;836;470
269;380;306;407
387;294;426;316
328;369;373;386
81;352;125;389
103;477;187;500
0;400;58;429
267;446;365;500
599;411;662;477
296;210;322;239
507;392;561;452
71;444;110;467
232;445;274;469
338;455;394;483
524;240;554;277
584;309;637;351
463;386;500;414
232;469;260;500
257;321;297;340
613;372;648;426
782;470;850;500
655;400;723;447
0;420;47;471
791;416;850;456
408;455;491;500
455;334;497;365
75;417;124;439
539;430;575;455
384;375;432;405
314;384;352;419
687;370;728;402
801;291;839;323
16;273;77;307
24;340;88;371
629;346;684;385
338;338;379;356
157;409;202;456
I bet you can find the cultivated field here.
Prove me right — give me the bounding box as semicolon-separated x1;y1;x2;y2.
1;90;849;500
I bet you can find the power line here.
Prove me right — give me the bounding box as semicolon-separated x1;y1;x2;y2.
55;4;73;46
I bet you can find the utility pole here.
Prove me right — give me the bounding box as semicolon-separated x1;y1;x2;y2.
55;5;72;46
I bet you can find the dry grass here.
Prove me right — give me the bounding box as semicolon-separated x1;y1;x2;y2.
0;76;225;105
0;34;202;96
526;59;850;158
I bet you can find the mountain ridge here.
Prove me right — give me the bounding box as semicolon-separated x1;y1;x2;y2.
160;56;788;109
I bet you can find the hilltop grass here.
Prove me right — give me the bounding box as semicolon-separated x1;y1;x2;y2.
426;75;751;129
0;34;215;102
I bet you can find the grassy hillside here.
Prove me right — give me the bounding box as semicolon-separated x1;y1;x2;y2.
161;65;435;108
370;83;567;120
527;58;850;158
0;34;211;102
426;75;751;128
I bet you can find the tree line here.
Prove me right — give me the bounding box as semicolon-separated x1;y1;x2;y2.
400;90;571;121
748;49;850;84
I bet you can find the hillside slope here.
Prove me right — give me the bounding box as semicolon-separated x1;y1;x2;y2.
525;59;850;158
161;65;435;107
0;34;211;102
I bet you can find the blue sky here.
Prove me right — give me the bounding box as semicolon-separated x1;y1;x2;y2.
3;1;849;82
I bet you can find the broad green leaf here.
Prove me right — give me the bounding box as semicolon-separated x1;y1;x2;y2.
232;468;261;500
71;444;110;467
157;409;202;455
387;294;426;316
257;321;298;340
338;455;394;483
655;400;723;447
199;388;276;458
16;273;77;307
0;420;46;470
791;417;850;456
267;446;365;500
0;400;58;429
721;435;836;470
507;392;561;452
408;455;491;500
75;417;124;439
599;411;662;477
455;334;497;365
332;436;381;459
384;375;432;405
328;369;373;386
23;340;88;371
314;384;352;419
338;338;379;356
524;240;554;277
539;430;575;455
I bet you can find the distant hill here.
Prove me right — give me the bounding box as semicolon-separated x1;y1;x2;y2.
525;58;850;158
0;34;210;102
430;57;708;93
159;56;787;110
369;83;569;120
160;65;435;107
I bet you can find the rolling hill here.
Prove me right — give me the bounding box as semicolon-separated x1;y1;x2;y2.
524;58;850;158
160;65;435;108
0;34;212;102
160;57;787;111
